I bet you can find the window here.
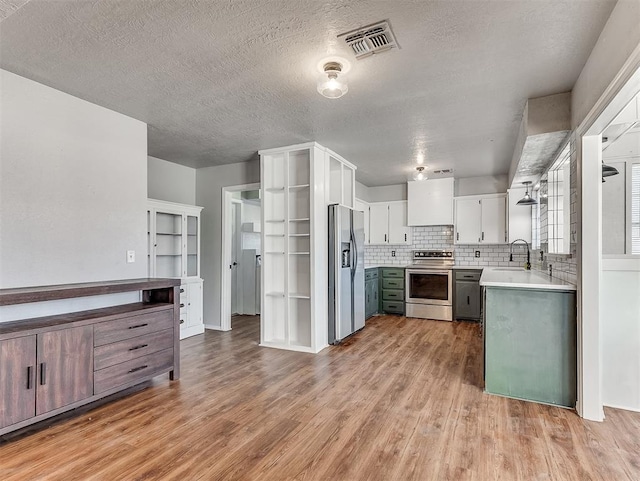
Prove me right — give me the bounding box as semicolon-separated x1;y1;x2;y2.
547;144;571;254
633;163;640;254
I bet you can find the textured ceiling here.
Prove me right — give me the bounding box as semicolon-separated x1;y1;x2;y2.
0;0;616;186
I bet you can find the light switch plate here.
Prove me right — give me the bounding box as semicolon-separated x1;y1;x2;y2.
475;250;480;258
127;250;135;263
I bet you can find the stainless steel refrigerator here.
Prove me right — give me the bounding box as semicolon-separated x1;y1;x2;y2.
328;204;365;344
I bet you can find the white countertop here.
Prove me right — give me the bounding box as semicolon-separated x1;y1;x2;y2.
480;267;576;291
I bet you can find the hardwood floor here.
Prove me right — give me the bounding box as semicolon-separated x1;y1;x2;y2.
1;315;639;480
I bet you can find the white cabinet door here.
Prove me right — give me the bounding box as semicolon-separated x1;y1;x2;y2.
455;198;482;244
508;188;532;243
388;201;411;245
355;199;370;244
369;203;389;244
186;281;203;328
407;178;454;226
481;196;507;244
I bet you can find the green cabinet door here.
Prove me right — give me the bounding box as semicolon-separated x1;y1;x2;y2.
484;287;577;408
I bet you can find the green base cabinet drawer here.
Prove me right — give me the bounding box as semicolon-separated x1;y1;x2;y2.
382;278;404;289
365;269;379;281
381;268;404;279
382;289;404;301
382;300;404;314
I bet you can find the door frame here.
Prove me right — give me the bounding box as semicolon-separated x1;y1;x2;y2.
220;182;260;331
574;45;640;421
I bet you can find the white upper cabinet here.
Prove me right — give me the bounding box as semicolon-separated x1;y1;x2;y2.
369;203;390;244
481;196;507;244
507;188;532;243
328;154;356;208
368;201;411;245
354;199;370;244
454;194;507;244
407;178;455;226
455;198;482;244
388;201;411;244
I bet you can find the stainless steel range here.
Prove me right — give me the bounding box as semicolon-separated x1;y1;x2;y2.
405;250;454;321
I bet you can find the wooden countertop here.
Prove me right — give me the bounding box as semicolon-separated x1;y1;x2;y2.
0;278;180;306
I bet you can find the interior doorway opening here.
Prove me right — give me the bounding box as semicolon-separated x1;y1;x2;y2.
221;183;261;332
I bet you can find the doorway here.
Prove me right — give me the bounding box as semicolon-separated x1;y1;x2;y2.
578;61;640;420
221;183;261;332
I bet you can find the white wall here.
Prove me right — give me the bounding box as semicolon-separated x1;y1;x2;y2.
196;161;260;328
356;175;507;202
601;260;640;412
148;156;196;205
456;175;508;196
572;0;640;129
355;181;370;202
0;70;147;290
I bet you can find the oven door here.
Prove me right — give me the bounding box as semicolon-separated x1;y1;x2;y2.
405;269;452;306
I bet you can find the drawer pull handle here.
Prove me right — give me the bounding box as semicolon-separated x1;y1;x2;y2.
128;323;148;330
128;365;148;374
463;275;474;278
40;363;46;386
180;319;185;324
27;365;33;390
180;303;185;308
129;344;148;351
180;289;185;293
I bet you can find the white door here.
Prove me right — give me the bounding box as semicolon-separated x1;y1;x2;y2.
388;201;410;244
369;203;389;244
231;202;242;315
455;198;482;244
481;196;507;244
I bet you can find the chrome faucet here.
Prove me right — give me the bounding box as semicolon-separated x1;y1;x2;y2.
509;239;531;270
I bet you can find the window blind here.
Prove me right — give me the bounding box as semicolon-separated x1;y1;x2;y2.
632;163;640;254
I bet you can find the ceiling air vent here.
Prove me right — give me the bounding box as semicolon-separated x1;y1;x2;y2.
433;169;454;175
338;21;398;59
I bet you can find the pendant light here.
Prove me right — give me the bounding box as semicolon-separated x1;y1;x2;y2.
317;62;348;99
413;166;427;181
602;162;619;179
517;181;538;206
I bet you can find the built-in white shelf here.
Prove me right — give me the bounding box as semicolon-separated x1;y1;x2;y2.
259;142;356;354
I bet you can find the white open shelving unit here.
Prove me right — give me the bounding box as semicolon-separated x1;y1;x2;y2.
259;142;355;353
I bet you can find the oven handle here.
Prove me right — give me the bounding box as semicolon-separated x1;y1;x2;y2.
406;269;452;276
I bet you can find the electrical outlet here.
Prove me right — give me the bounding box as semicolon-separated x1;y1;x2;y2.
475;250;480;258
127;250;135;263
391;250;396;257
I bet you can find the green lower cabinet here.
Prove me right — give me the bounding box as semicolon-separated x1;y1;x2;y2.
365;269;379;320
484;287;577;408
380;268;405;315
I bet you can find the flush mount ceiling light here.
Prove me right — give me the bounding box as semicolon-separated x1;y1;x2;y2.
517;181;538;206
413;166;427;181
317;61;348;99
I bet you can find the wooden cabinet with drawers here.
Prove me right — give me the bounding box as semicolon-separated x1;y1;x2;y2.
0;278;180;436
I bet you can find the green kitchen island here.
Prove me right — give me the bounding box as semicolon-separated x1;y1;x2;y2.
480;268;577;408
